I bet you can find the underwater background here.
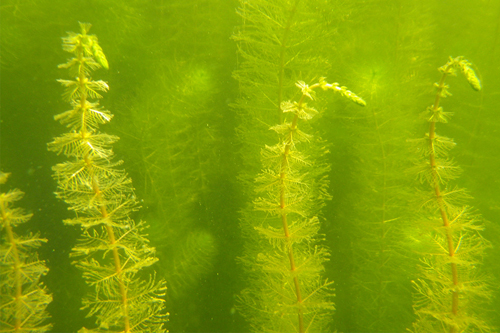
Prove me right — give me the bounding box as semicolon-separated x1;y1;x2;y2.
1;0;499;332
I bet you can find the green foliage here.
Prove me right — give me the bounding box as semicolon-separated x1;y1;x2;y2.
127;60;219;227
165;229;217;299
310;2;436;330
48;23;167;332
124;59;220;309
0;171;52;333
409;57;493;333
239;79;364;332
115;2;236;329
232;0;337;184
232;2;368;331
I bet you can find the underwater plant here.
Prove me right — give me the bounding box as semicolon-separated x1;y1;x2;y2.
119;1;237;328
232;2;366;331
48;23;167;332
238;78;365;332
232;0;338;180
124;58;221;332
0;171;52;333
339;2;435;331
409;56;493;333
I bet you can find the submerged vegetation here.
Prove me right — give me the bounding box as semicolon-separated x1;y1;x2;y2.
0;1;499;332
409;56;492;333
238;78;365;332
48;23;167;332
0;172;52;332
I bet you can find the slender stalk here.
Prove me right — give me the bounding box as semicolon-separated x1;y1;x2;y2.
410;56;489;333
278;80;363;332
49;23;166;332
277;0;299;123
427;70;459;330
280;93;307;333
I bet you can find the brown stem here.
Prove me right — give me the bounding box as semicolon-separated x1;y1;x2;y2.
428;69;459;333
279;92;309;333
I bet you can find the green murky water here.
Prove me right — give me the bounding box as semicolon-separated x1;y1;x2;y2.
1;1;499;332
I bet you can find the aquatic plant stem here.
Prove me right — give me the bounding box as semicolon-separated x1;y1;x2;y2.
84;84;132;333
249;78;363;332
410;56;488;333
51;23;166;332
280;93;306;333
1;201;23;331
428;67;459;333
1;173;52;331
279;81;360;332
277;0;299;123
76;28;131;330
